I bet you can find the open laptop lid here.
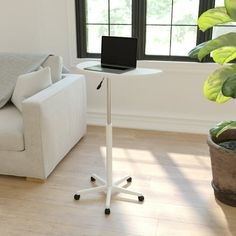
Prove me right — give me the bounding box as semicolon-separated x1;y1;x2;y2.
101;36;137;69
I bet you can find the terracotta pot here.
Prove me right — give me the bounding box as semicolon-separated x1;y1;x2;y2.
208;129;236;207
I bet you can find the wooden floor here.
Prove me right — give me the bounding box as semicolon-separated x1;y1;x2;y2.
0;126;236;236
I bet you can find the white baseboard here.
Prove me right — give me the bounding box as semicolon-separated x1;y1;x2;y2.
87;111;217;135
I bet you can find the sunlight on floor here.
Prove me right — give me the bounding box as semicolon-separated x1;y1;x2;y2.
98;145;229;232
167;152;211;169
100;146;160;161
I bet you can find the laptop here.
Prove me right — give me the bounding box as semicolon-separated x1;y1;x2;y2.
85;36;137;74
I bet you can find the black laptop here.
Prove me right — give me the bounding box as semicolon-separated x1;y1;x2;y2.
85;36;137;74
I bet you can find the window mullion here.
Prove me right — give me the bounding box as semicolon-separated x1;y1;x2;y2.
132;0;138;38
169;0;174;56
197;0;215;61
132;0;145;59
197;0;215;44
108;0;110;35
75;0;87;57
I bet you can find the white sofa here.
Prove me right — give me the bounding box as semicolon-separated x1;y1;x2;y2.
0;74;87;180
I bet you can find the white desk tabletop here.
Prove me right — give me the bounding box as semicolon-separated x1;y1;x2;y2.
76;61;162;78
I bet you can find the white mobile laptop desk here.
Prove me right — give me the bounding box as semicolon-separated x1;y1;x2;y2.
74;61;162;215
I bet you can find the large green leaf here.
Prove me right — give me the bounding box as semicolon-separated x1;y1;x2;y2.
198;7;232;32
188;41;208;59
210;120;236;137
203;65;236;103
225;0;236;21
222;73;236;97
212;46;236;64
198;32;236;62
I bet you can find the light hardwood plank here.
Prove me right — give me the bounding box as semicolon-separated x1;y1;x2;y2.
0;125;235;236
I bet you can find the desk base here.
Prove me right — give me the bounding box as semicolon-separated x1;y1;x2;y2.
74;78;144;215
74;174;144;215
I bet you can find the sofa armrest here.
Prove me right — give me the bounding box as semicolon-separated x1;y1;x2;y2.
22;74;87;179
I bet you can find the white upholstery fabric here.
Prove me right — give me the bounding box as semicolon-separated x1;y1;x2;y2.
0;53;50;109
0;104;24;151
42;56;63;83
0;74;87;179
11;67;52;112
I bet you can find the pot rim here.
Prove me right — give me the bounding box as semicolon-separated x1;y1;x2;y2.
207;134;236;154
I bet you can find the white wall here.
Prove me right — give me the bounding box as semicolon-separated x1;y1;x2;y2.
0;0;235;134
0;0;41;53
0;0;72;63
72;60;236;134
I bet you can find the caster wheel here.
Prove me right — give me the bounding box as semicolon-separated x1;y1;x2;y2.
74;194;80;200
127;177;132;183
138;195;144;202
105;208;110;215
91;176;96;182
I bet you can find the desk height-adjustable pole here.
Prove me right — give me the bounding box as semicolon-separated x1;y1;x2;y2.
106;77;112;186
105;77;112;212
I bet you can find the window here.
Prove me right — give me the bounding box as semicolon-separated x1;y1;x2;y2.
145;0;199;57
85;0;132;54
75;0;234;61
212;0;236;39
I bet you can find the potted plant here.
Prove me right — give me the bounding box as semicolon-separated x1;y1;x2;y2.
189;0;236;206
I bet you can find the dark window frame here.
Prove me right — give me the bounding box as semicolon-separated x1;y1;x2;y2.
75;0;216;62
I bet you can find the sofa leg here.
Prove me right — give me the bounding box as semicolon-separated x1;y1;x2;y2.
26;177;46;183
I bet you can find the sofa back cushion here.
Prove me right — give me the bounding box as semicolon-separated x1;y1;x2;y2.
0;53;50;109
42;55;63;83
11;67;52;112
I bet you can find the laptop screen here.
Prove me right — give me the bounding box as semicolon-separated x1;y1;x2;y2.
101;36;137;68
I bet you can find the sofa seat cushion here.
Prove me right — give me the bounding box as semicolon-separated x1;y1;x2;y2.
0;104;24;151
